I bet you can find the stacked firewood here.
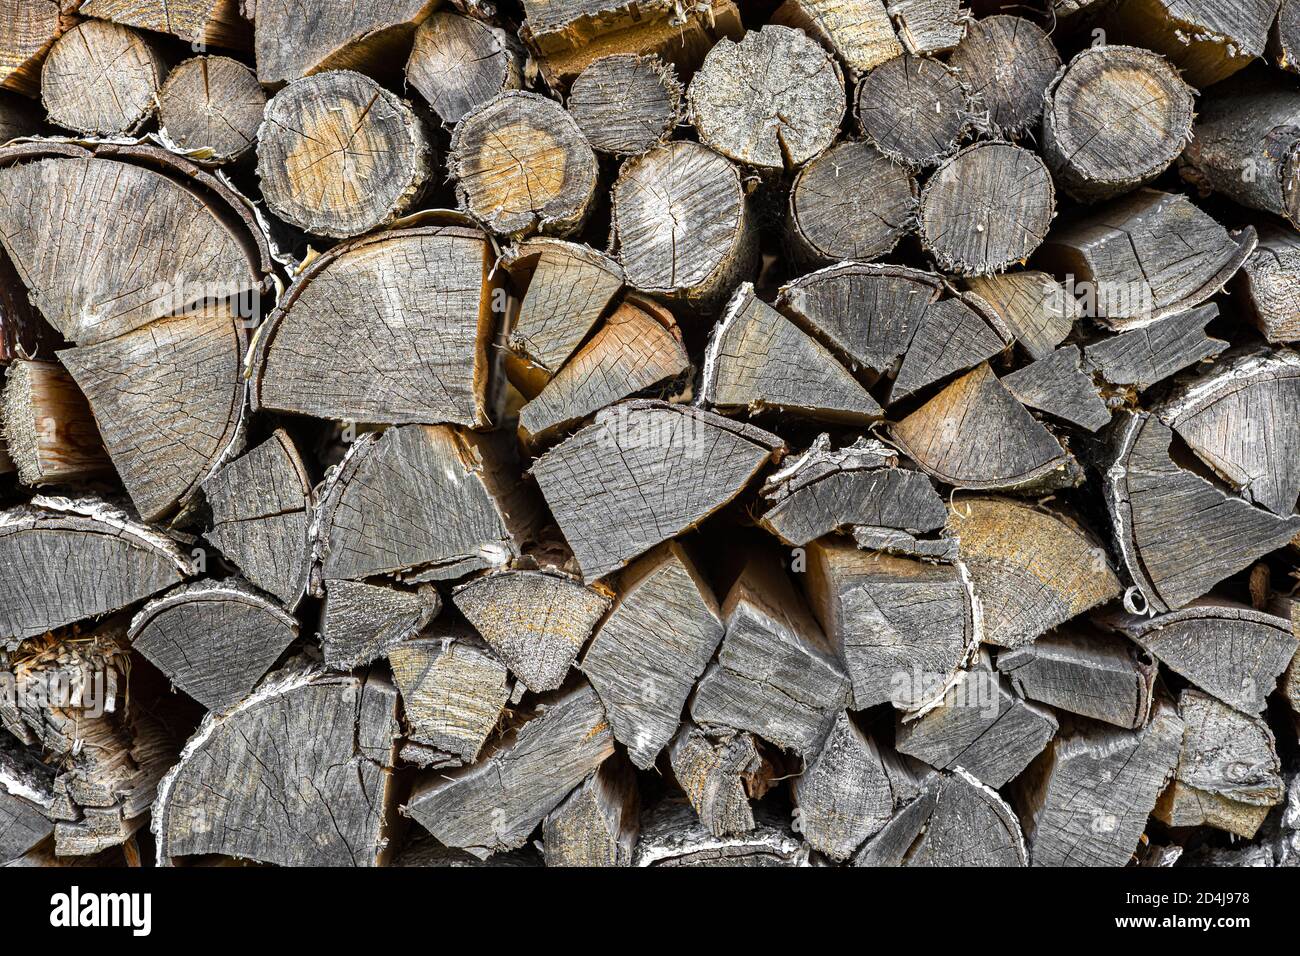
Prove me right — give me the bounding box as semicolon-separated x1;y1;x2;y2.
3;0;1300;869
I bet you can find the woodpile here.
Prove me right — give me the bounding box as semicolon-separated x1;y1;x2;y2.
5;0;1300;873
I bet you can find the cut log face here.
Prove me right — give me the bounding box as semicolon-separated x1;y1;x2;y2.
258;70;433;239
253;0;435;85
388;625;511;766
788;140;918;264
686;25;844;172
669;723;765;837
80;0;250;48
567;53;681;156
1083;303;1227;392
1105;412;1300;613
963;271;1080;362
890;364;1081;492
407;12;522;126
1109;602;1298;715
997;626;1158;729
1002;346;1111;432
611;141;755;309
154;666;401;867
1;735;55;865
691;551;851;755
0;497;192;648
60;306;247;524
0;0;77;96
889;296;1011;403
580;541;725;770
202;430;312;609
531;400;783;581
701;284;882;425
634;798;811;867
772;0;902;77
889;0;967;54
1037;189;1257;331
854;770;1028;867
1108;0;1278;87
251;225;498;428
1155;689;1283;839
1013;699;1185;867
128;582;299;713
1;359;111;486
158;56;266;166
542;757;639;866
321;580;440;670
1240;228;1300;342
1042;45;1195;203
449;90;598;239
947;15;1061;134
854;54;972;168
804;539;972;711
452;569;611;693
40;20;166;136
404;681;615;860
314;424;536;583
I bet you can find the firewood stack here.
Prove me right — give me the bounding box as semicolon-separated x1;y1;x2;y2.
4;0;1300;870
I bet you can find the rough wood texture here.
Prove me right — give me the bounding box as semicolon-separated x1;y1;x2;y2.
159;56;265;165
773;0;901;76
686;25;844;173
1002;346;1110;431
962;271;1079;361
889;295;1010;403
258;70;433;239
889;0;967;54
1;359;110;486
1083;303;1227;392
1;735;55;864
0;0;78;97
854;54;972;168
80;0;250;48
634;798;811;867
40;19;166;135
947;15;1060;134
154;666;401;866
1239;225;1300;342
668;723;766;837
1275;0;1300;72
128;581;299;712
407;11;522;126
321;580;440;669
567;53;681;156
542;757;639;866
1108;0;1280;87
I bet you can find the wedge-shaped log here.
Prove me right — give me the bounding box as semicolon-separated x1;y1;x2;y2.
254;0;436;85
772;0;901;76
158;56;265;166
634;798;811;867
0;0;78;96
962;271;1080;361
406;11;522;126
40;20;166;136
946;15;1060;134
1083;303;1227;393
567;53;681;157
542;757;639;867
532;400;783;580
1106;0;1279;87
1;735;55;865
1240;226;1300;343
889;296;1011;403
1;359;110;486
81;0;250;49
1002;346;1110;432
669;723;768;837
853;54;971;168
396;835;541;868
321;580;440;670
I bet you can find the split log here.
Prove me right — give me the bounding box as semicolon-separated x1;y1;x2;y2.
997;626;1158;729
1082;303;1227;394
962;271;1079;361
854;769;1027;867
946;15;1061;134
1274;0;1300;72
853;54;972;168
128;581;299;712
406;11;522;126
1;735;55;865
772;0;902;77
1036;189;1257;331
610;141;756;310
1107;601;1297;715
154;665;401;866
1104;412;1300;613
889;0;967;54
566;53;682;156
251;224;500;428
1239;225;1300;343
320;580;440;670
895;653;1058;788
792;711;918;861
403;681;614;859
0;92;42;142
787;140;918;264
1002;346;1111;432
668;723;768;836
258;70;434;239
387;624;511;766
542;757;639;866
0;0;78;96
691;551;851;755
580;541;725;770
449;90;597;239
60;306;247;524
313;424;538;584
634;798;811;867
397;835;541;867
804;539;972;711
700;284;882;425
40;20;166;136
201;430;312;609
452;569;611;693
758;435;947;548
850;525;957;562
685;25;844;173
158;56;265;165
1012;699;1185;867
890;364;1082;492
918;142;1055;276
0;496;192;648
1;359;110;486
531;401;783;580
80;0;250;48
1042;45;1194;203
1154;688;1283;838
1107;0;1279;87
889;295;1011;403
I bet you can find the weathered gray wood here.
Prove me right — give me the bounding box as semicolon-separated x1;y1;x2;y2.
634;798;811;867
997;626;1157;729
542;756;639;866
531;401;783;581
1083;303;1227;393
0;735;55;865
1104;412;1300;614
963;271;1080;361
580;541;725;770
1002;346;1111;432
407;11;522;126
0;0;78;97
158;56;265;166
567;53;681;156
80;0;250;48
854;54;972;168
669;723;767;837
396;834;541;867
771;0;901;77
253;0;436;85
889;0;967;54
1042;45;1194;203
404;681;614;859
851;525;958;562
691;551;851;754
321;580;440;670
453;568;611;693
890;296;1011;403
1012;698;1185;867
1154;689;1283;838
947;15;1060;133
804;538;972;711
1239;225;1300;343
1274;0;1300;71
701;284;882;425
1;359;110;486
686;24;844;172
154;665;401;866
40;20;166;135
1107;0;1279;87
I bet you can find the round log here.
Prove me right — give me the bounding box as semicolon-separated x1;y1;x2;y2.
854;54;973;168
947;15;1060;134
406;11;522;126
567;53;682;156
158;56;265;166
40;19;167;135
